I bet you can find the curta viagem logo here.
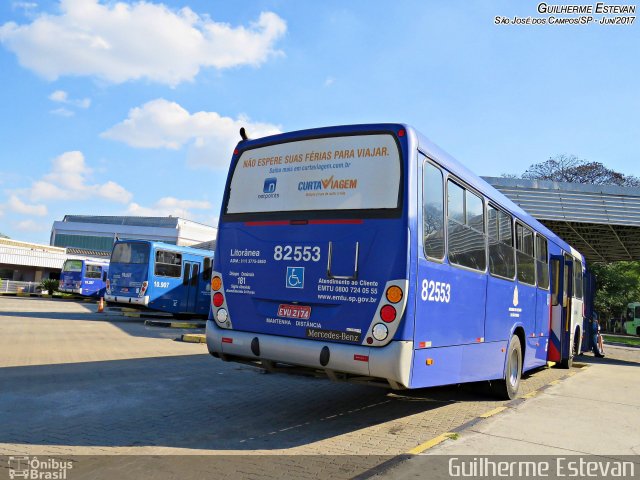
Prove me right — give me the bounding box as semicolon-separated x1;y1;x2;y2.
298;175;358;191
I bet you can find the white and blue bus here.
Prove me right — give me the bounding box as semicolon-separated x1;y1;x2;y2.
206;124;592;398
59;258;109;297
105;240;213;316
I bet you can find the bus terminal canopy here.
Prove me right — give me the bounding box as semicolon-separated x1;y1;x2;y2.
483;177;640;264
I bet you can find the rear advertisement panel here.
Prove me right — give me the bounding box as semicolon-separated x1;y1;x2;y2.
226;134;401;215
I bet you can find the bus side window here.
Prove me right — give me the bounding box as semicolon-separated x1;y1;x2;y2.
202;257;212;281
488;205;515;279
422;160;444;260
191;264;199;286
85;265;102;279
182;263;191;285
447;180;486;271
551;259;560;306
573;260;583;299
515;223;535;285
155;251;182;277
535;235;550;289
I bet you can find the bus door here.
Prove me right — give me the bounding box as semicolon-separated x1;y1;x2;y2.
581;271;595;352
182;261;199;313
549;254;573;362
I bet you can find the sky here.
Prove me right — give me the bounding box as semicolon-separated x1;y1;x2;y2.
0;0;638;243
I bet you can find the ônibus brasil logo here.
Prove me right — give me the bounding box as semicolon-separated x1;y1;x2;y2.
298;175;358;191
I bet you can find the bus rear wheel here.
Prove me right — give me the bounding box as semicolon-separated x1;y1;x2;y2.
491;335;522;400
560;328;579;369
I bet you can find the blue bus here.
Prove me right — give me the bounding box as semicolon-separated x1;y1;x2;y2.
105;240;213;316
206;124;592;399
59;258;109;297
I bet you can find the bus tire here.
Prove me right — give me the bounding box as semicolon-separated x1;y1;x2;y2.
492;335;522;400
560;330;579;369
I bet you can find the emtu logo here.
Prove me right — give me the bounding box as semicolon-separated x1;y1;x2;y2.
263;177;277;193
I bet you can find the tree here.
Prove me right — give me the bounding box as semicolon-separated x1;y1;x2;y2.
517;154;640;187
590;262;640;322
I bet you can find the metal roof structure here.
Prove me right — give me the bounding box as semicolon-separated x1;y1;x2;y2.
52;215;217;253
483;176;640;263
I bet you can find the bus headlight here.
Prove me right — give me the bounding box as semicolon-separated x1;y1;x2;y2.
216;308;228;324
372;323;388;341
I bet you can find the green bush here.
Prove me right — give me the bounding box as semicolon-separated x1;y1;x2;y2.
40;278;59;295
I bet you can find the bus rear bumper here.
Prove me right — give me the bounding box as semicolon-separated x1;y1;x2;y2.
59;287;82;294
104;294;150;306
206;321;413;389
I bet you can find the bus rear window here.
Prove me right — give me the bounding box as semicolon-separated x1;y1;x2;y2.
63;260;82;272
111;243;150;264
225;134;401;215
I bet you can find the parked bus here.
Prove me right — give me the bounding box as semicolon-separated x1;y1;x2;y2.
59;258;109;297
625;302;640;336
206;124;591;398
105;240;213;316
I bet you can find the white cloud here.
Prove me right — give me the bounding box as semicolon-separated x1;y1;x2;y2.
12;2;38;11
14;219;46;232
126;196;212;220
49;90;67;102
50;107;74;117
0;0;287;86
102;98;281;168
49;89;90;108
29;151;132;204
324;76;335;87
8;194;47;216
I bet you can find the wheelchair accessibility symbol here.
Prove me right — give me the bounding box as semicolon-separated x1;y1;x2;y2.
286;267;305;289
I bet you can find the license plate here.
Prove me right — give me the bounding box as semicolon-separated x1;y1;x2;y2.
121;288;129;293
278;304;311;320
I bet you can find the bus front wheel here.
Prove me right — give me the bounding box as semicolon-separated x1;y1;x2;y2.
492;335;522;400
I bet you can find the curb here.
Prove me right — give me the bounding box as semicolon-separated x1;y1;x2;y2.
144;319;206;329
353;364;589;480
0;293;93;302
180;333;207;343
603;340;640;349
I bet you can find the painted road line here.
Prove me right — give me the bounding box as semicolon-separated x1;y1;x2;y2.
406;433;455;455
478;406;507;418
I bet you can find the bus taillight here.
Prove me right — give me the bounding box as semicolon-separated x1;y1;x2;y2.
216;308;228;323
380;305;397;322
386;286;403;304
106;279;110;294
372;323;388;341
213;292;224;307
211;276;222;291
139;281;148;297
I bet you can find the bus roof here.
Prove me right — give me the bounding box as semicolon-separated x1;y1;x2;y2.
234;122;583;262
113;239;214;257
